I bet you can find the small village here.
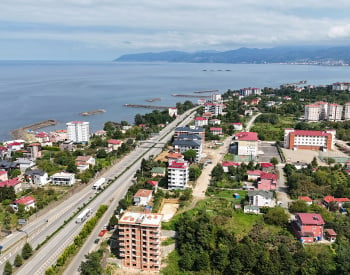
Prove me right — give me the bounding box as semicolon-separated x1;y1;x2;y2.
2;83;350;274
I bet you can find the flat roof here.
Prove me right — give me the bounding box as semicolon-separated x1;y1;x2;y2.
119;211;163;227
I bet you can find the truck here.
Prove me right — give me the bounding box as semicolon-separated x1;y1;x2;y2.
76;208;92;223
92;177;106;190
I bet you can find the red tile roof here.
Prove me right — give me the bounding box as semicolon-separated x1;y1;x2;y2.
195;117;207;121
167;153;183;159
323;196;350;203
108;139;122;145
210;127;222;131
222;161;240;167
297;213;325;225
0;146;8;151
35;132;49;138
168;162;188;169
247;170;262;176
258;179;276;190
325;229;337;236
0;171;7;176
260;172;278;180
0;178;20;187
13;196;36;205
147;180;158;186
260;162;273;168
232;122;242;125
235;132;258;141
298;196;313;202
134;189;153;198
292;130;331;137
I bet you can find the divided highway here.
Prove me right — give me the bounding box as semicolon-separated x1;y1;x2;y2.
12;107;197;275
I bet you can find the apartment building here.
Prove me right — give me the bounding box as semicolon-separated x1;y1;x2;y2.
284;128;336;151
304;101;345;121
50;172;76;186
118;212;162;271
239;87;262;97
234;132;259;157
328;103;343;121
167;159;189;190
345;103;350;120
172;134;203;162
304;104;320;121
174;126;205;141
332;82;350;91
203;102;224;116
194;117;208;127
66;121;90;143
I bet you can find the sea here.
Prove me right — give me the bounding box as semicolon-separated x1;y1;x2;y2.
0;61;350;141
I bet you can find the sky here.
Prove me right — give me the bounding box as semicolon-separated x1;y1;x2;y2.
1;0;350;60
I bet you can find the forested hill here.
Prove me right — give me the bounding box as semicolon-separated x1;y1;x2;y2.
115;46;350;64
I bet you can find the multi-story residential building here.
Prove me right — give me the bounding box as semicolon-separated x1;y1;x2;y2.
210;127;223;135
194;117;208;127
314;101;328;120
0;177;22;193
234;132;259;157
293;213;325;243
24;169;49;186
284;128;336;151
232;123;243;130
304;104;320;121
118;212;162;271
172;134;203;162
167;160;189;190
66;121;90;143
239;87;262;97
50;172;75;186
174;126;205;141
332;82;350;91
247;190;275;207
211;93;223;103
168;107;178;117
327;103;343;121
204;102;224;116
344;103;350;120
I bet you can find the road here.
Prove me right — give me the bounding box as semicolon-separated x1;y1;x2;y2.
245;112;261;131
14;107;197;275
276;164;292;209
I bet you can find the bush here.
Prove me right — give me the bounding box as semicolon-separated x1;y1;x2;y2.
21;242;33;260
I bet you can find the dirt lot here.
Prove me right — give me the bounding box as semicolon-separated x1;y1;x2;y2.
160;202;180;222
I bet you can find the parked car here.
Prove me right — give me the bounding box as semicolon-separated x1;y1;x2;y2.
98;229;107;237
94;238;100;244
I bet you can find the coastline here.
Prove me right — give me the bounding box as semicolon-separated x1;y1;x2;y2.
11;120;58;141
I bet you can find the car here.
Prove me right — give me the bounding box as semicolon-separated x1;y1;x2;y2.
94;238;100;244
98;229;107;237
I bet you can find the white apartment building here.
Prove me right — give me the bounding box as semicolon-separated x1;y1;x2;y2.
332;82;350;91
234;132;259;157
167;160;189;190
345;103;350;120
51;172;76;186
248;190;276;208
304;104;320;121
314;101;328;120
239;87;262;97
211;93;223;103
66;121;90;143
194;117;208;127
204;103;224;116
328;104;343;121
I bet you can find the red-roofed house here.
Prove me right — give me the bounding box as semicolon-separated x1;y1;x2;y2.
293;213;325;243
209;119;221;126
202;112;213;119
284;128;336;150
234;132;259;158
232;123;243;130
325;229;337;242
167;152;184;162
210;127;223;135
6;141;24;151
75;155;96;171
260;162;274;171
257;179;276;190
35;132;50;143
323;196;350;209
108;139;123;151
0;170;8;181
194;117;208;127
221;161;239;172
133;189;153;206
298;196;313;205
247;170;262;181
251;99;260;105
168;107;178;117
0;177;22;193
11;196;36;211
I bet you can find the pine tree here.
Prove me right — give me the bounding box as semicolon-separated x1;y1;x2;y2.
14;254;23;267
4;261;12;275
21;242;33;260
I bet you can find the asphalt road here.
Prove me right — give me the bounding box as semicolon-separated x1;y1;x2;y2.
14;107;197;275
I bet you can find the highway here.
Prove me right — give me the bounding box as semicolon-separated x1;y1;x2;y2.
14;107;197;275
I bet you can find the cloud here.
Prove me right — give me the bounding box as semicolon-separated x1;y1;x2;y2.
1;0;350;58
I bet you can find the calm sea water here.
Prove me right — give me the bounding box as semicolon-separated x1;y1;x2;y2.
0;61;349;141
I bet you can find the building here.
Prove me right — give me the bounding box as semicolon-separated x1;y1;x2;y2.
108;139;123;151
0;170;8;181
5;140;25;152
16;158;35;172
173;133;203;162
0;177;22;193
168;160;189;190
239;87;262;97
298;196;313;205
210;127;223;135
51;172;75;186
118;212;162;271
232;123;243;130
209;119;221;125
234;132;259;158
325;229;337;242
314;101;328;120
133;189;153;206
35;132;50;143
168;107;178;117
293;213;325;243
174;126;205;141
248;190;275;207
11;196;36;211
151;167;166;177
66;121;90;143
75;155;95;172
27;143;41;160
327;103;343;121
167;152;184;162
332;82;350;91
284;128;336;151
344;103;350;120
24;169;49;186
204;102;224;116
221;161;239;172
49;129;67;142
323;196;350;209
194;117;208;127
244;205;260;214
304;104;320;121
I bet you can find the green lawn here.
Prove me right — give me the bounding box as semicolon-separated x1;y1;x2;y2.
225;211;262;238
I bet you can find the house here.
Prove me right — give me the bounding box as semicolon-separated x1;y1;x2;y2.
234;132;259;158
298;196;313;205
168;107;178;117
108;139;123;151
133;189;153;206
260;162;274;171
248;190;275;207
247;170;262;181
293;213;325;243
0;170;8;181
0;160;18;171
24;169;49;186
35;132;50;143
324;229;337;242
51;172;75;186
0;146;10;159
251;99;260;105
27;143;41;159
168;160;189;190
76;155;95;171
202;112;213;119
257;179;276;191
323;196;350;209
221;161;239;172
5;140;25;151
11;196;36;211
232;123;243;130
16;158;35;172
167;152;184;162
194;117;208;127
204;102;224;116
244;205;260;214
50;129;67;142
210;127;223;135
59;140;77;152
151;167;166;177
209;119;221;125
0;177;22;193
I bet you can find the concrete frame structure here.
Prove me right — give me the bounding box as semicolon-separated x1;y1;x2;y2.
66;121;90;143
167;160;189;190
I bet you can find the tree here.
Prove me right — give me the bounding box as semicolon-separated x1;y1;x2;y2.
95;149;107;159
14;254;23;267
21;242;33;260
264;207;289;227
79;250;103;275
270;157;279;167
289;200;309;213
3;261;12;275
311;156;318;168
8;169;21;179
183;149;197;163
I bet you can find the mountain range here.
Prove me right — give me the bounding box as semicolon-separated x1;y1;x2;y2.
115;46;350;65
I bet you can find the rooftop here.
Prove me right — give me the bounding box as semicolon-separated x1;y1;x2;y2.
297;213;325;225
235;132;259;141
108;139;123;145
13;196;36;205
134;189;153;198
298;196;313;202
119;211;162;227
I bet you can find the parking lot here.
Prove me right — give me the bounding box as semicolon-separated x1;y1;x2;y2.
258;141;282;163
